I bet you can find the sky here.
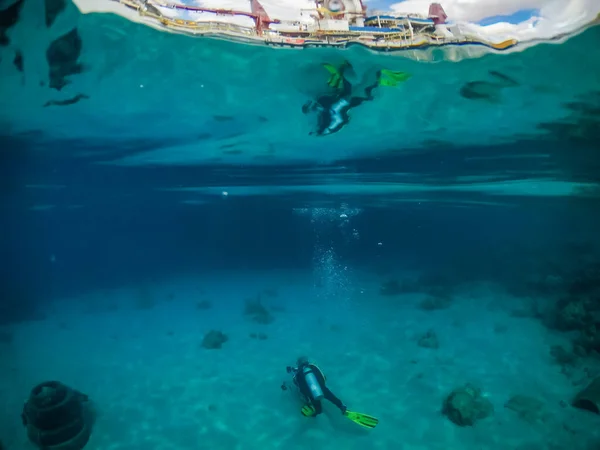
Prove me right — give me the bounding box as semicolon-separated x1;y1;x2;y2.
369;0;599;40
371;0;542;24
385;0;597;28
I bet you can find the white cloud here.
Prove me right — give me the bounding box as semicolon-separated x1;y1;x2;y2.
388;0;544;23
388;0;600;41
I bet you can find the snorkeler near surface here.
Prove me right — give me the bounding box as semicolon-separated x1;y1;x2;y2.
302;61;411;136
281;356;379;429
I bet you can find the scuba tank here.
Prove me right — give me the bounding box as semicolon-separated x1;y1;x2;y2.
302;365;324;401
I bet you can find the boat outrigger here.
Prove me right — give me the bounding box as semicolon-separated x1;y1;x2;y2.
77;0;518;53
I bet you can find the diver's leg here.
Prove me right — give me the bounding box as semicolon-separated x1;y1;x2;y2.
363;74;382;100
347;76;380;108
348;69;381;102
348;97;367;108
323;387;346;412
340;78;353;98
313;399;323;415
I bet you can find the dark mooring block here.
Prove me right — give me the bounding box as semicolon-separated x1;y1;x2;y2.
21;381;93;450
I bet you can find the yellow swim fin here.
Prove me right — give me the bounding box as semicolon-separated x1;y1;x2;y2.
344;410;379;429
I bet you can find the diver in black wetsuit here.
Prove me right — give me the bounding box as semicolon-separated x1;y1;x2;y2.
281;356;347;417
302;68;380;136
301;60;413;137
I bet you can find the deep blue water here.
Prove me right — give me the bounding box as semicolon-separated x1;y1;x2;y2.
2;136;599;324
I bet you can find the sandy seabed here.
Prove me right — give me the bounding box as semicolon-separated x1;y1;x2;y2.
1;269;599;450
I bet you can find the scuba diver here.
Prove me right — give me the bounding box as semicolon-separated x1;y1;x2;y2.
302;61;411;136
284;356;346;417
281;356;379;429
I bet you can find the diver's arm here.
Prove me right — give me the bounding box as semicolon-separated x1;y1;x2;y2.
287;366;301;386
286;366;297;374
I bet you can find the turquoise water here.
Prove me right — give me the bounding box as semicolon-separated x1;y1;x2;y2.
2;9;600;201
1;2;600;450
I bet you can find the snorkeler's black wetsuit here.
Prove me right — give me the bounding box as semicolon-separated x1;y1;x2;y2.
292;364;346;415
302;75;381;136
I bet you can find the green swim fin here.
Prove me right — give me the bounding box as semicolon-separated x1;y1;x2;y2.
323;63;345;90
301;403;316;417
344;410;379;429
378;69;411;87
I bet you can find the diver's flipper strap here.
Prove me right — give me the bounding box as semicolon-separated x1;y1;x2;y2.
344;410;379;429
